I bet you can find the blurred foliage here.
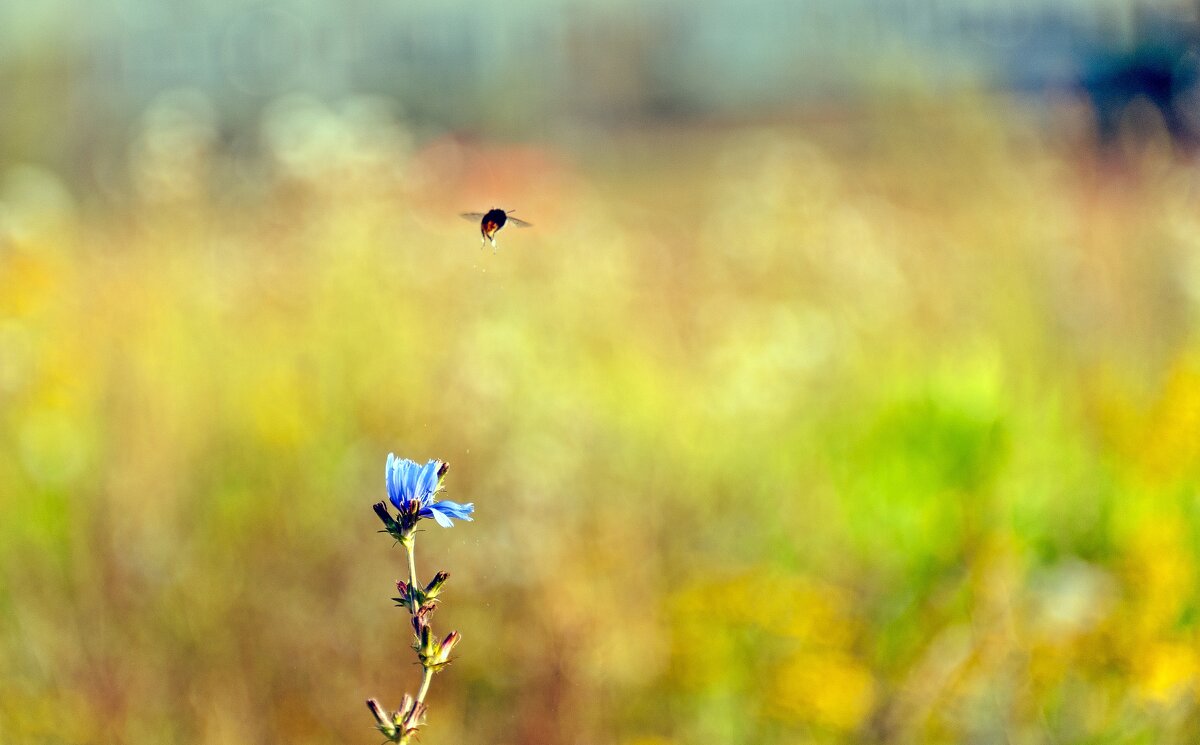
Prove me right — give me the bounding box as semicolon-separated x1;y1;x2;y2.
2;93;1200;745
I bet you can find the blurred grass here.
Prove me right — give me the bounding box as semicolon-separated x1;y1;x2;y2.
2;94;1200;744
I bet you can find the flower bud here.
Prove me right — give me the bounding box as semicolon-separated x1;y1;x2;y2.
373;502;402;537
392;581;420;611
424;571;450;601
411;604;433;636
418;623;435;657
400;699;425;731
367;698;397;739
386;695;425;744
393;694;415;727
423;630;461;671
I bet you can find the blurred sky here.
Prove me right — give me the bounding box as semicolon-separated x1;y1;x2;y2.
4;0;1200;185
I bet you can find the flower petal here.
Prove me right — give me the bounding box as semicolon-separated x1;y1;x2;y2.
403;459;420;503
419;500;474;527
444;500;474;518
417;460;441;504
434;500;474;520
386;453;403;508
428;505;456;528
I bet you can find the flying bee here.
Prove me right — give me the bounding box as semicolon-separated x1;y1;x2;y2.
461;208;532;250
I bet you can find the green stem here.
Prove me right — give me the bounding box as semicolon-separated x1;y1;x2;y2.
416;667;434;704
403;532;436;712
404;535;418;592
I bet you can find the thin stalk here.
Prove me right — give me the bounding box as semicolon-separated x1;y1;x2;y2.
404;533;435;705
415;667;434;704
404;535;418;592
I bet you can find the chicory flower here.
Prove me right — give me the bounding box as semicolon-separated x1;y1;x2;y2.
385;453;474;528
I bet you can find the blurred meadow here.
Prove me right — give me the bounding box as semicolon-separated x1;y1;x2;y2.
5;2;1200;744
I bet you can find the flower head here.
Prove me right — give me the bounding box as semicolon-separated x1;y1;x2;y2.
386;454;443;512
384;453;474;528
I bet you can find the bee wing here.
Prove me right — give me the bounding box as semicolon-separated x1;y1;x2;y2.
506;216;533;228
461;212;487;221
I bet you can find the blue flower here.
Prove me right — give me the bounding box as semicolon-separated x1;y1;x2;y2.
386;454;442;510
385;453;474;528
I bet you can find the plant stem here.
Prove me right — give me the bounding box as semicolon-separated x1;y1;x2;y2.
416;667;434;704
404;535;418;592
404;534;435;705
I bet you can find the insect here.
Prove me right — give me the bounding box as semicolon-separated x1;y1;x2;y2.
461;208;532;250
